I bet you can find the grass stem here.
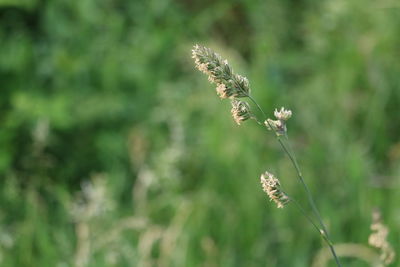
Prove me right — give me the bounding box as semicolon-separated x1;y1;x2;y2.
248;95;342;267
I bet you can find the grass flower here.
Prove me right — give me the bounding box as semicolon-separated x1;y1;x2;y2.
216;83;235;99
260;171;289;208
274;107;292;121
230;99;251;125
264;119;286;136
368;210;395;265
192;44;250;99
265;107;292;136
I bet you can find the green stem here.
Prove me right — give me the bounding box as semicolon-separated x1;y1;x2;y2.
231;77;341;265
278;137;342;267
287;195;332;246
247;95;267;119
244;95;342;267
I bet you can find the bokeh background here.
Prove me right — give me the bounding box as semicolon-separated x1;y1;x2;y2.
0;0;399;266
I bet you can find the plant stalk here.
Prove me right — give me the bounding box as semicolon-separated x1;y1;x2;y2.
277;137;342;267
246;94;342;267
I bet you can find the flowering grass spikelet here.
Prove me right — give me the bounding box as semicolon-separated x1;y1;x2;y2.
265;119;285;135
368;210;395;265
191;44;250;98
265;107;292;136
260;171;289;208
274;107;292;121
216;83;235;99
231;99;251;125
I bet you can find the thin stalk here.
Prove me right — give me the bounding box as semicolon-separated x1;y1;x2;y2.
278;137;342;267
245;94;342;267
247;94;267;119
287;195;332;246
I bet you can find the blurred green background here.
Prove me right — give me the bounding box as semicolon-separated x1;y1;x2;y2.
0;0;399;266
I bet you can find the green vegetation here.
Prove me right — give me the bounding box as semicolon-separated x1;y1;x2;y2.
0;0;399;266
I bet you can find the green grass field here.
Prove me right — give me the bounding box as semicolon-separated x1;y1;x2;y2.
0;0;399;266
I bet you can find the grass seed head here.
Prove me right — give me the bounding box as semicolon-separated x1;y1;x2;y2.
274;107;292;121
231;99;251;125
192;45;250;98
368;210;395;265
260;171;289;208
265;107;292;136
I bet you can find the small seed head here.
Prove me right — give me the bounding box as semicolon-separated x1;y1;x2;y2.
215;83;234;99
231;99;251;125
197;63;209;75
274;107;292;121
233;74;250;97
368;210;395;265
192;45;251;98
260;171;289;208
264;119;286;136
265;107;292;136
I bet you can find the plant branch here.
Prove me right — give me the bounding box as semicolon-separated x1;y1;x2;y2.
244;94;342;267
278;137;342;266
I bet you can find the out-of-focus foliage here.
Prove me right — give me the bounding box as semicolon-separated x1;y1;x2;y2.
0;0;399;266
